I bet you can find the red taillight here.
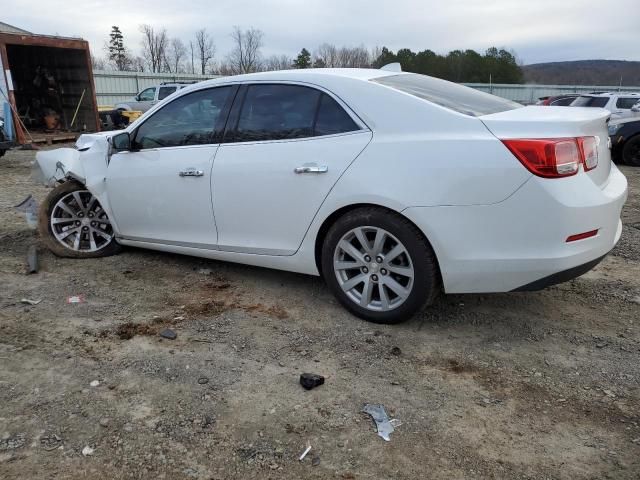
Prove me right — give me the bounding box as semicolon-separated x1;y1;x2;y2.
577;136;598;171
566;229;598;242
501;137;598;178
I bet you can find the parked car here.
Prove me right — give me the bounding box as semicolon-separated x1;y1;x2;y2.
609;115;640;166
33;69;628;324
0;116;11;157
569;92;640;120
115;82;195;112
536;94;580;106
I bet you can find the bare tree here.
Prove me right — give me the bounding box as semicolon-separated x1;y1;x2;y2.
91;52;106;70
313;43;372;68
314;43;339;68
165;38;187;73
262;54;291;71
195;29;215;75
227;26;264;74
140;24;168;73
132;56;146;72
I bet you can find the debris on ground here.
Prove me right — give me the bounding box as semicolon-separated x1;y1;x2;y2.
66;295;85;304
13;194;38;228
20;298;42;305
81;446;94;456
312;455;321;466
299;373;325;390
363;404;400;441
390;346;402;356
159;328;177;340
90;380;100;387
26;245;38;274
197;377;209;384
299;445;311;461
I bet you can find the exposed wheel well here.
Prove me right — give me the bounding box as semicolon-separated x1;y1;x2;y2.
313;203;442;283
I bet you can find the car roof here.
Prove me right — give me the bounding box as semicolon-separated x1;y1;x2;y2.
579;92;640;97
186;68;402;90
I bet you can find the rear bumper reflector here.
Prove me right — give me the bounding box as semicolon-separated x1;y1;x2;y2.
566;229;599;242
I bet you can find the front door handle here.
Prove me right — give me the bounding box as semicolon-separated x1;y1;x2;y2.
179;168;204;177
294;164;328;174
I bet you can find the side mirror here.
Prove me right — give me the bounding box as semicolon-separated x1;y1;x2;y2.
111;132;131;153
134;95;140;101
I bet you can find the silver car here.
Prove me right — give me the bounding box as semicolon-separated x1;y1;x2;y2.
115;82;194;112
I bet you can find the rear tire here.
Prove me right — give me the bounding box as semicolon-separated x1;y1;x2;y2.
622;135;640;166
38;181;122;258
321;207;440;324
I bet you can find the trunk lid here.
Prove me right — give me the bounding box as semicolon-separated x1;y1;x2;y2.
481;106;611;187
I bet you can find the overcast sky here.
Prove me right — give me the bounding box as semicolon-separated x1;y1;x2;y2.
5;0;639;65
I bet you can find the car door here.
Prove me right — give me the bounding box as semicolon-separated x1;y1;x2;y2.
211;83;372;256
132;87;157;112
106;85;236;247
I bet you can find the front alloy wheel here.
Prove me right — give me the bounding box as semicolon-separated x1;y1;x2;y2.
39;181;121;258
322;207;440;324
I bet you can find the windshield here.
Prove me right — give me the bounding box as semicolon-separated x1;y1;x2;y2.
571;96;609;108
371;73;522;117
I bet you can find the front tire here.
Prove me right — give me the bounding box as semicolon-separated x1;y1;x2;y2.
321;207;440;324
38;181;121;258
622;135;640;166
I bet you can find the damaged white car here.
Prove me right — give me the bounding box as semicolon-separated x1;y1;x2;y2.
35;68;628;324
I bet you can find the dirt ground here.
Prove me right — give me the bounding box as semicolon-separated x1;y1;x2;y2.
0;146;639;480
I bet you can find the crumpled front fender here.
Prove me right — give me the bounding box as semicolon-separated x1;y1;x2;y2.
33;148;85;185
32;135;120;233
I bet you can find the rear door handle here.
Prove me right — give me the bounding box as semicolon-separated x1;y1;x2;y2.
294;164;328;174
179;168;204;177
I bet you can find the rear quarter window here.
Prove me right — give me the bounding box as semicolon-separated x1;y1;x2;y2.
371;73;521;117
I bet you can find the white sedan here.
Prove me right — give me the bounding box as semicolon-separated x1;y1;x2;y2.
35;68;628;324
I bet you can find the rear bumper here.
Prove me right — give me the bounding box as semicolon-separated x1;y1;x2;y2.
403;164;627;293
511;252;608;291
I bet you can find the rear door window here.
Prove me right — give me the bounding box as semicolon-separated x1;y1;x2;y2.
371;73;521;116
314;94;359;136
234;84;321;142
158;86;177;100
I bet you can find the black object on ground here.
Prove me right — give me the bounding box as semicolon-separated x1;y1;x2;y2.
159;328;177;340
27;245;38;274
299;373;325;390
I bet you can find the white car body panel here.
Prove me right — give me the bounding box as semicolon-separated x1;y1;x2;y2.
212;131;372;255
107;145;219;246
34;68;628;294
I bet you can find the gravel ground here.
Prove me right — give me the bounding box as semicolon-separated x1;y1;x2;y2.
0;147;639;479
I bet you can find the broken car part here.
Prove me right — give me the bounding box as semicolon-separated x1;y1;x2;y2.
362;404;400;441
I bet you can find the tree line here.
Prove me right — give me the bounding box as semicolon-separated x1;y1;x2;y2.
94;26;523;83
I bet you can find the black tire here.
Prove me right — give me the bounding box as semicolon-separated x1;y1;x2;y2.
321;207;440;324
622;135;640;166
38;180;122;258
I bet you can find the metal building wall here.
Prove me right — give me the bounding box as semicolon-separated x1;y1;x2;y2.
463;83;640;104
93;70;219;105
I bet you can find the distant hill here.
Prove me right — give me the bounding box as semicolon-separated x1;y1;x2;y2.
522;60;640;86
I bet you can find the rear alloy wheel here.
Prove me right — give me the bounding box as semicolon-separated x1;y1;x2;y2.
622;135;640;166
322;208;440;324
38;181;121;258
